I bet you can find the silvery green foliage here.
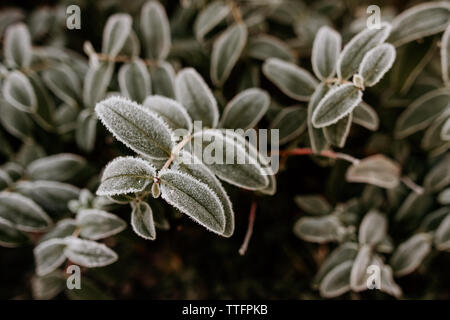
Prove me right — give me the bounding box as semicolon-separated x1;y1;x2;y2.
34;238;67;276
4;23;31;68
76;209;126;240
270;106;307;145
219;88;270;130
293;215;345;243
294;195;331;216
247;35;295;62
438;188;450;205
43;65;81;106
149;62;176;99
312;84;362;128
435;214;450;251
175;68;219;128
262;58;318;101
442;24;450;85
118;59;151;103
31;271;66;300
27;153;86;182
307;84;329;153
323;114;353;148
0;99;33;139
76;110;97;153
346;155;401;189
143;95;193;133
102;14;132;57
358;210;387;246
95;96;174;159
64;237;118;268
0;216;29;248
159;169;226;235
131;201;156;240
390;233;432;277
358;44;396;87
140;1;171;61
194;1;231;40
211;22;248;87
312;26;341;80
3;71;37;112
97;156;156;196
423;154;450;192
319;260;353;298
388;1;450;47
352;102;379;131
337;23;391;80
83;61;114;107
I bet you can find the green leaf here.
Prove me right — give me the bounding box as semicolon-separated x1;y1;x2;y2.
28;72;55;130
307;83;329;153
438;188;450;205
77;209;126;240
312;26;341;80
27;153;86;182
220;88;270;130
65;278;112;300
294;194;331;215
4;23;32;68
337;22;391;80
2;71;37;113
97;156;156;196
143;95;193;133
83;61;114;108
323;113;352;148
211;23;247;87
194;1;231;40
31;271;66;300
0;217;29;248
395;89;450;139
442;24;450;85
263;58;318;101
131;201;156;240
76;110;97;153
424;154;450;192
346;155;400;189
0;98;33;140
395;192;434;223
191;129;269;190
270;106;307;145
312;83;362;128
441;117;450;141
293;215;344;243
38;219;78;243
43;65;81;106
149;62;176;99
247;34;294;62
390;233;432;277
118;59;151;103
95;96;174;159
388;2;450;47
358;43;396;87
14;180;79;215
64;237;118;268
34;238;67;276
435;214;450;252
175;151;235;237
0;191;52;232
319;260;352;298
140;1;171;60
350;245;372;291
358;210;387;246
175;68;219;128
102;14;132;57
159;168;226;235
352;102;379;131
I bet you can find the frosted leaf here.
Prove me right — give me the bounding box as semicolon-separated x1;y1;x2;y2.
102;14;132;57
159;169;226;235
0;99;33;140
77;209;126;240
0;191;52;232
76;110;97;153
211;22;247;87
358;210;387;246
247;34;295;62
435;214;450;251
352;102;379;131
175;68;219;128
43;64;81;106
312;83;362;128
95;96;174;159
118;59;151;103
143;95;193;133
0;216;29;248
83;61;114;107
423;154;450;192
262;58;318;101
2;70;37;113
312;26;341;80
149;62;176;99
337;22;391;80
38;219;78;244
293;215;344;243
350;244;373;291
4;23;32;68
390;233;432;277
131;201;156;240
194;1;231;40
319;260;352;298
358;43;396;87
346;154;400;189
294;194;331;216
31;271;66;300
191;129;269;190
307;83;329;153
64;237;118;268
442;24;450;85
175;151;234;237
269;106;308;145
220;88;270;130
140;1;171;60
27;153;86;182
323;113;353;148
97;156;156;196
34;238;67;276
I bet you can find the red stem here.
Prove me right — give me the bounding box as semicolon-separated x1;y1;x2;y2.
239;200;257;256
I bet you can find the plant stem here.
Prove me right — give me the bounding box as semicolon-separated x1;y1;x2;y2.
278;148;360;164
161;135;192;171
401;176;424;195
239;199;257;256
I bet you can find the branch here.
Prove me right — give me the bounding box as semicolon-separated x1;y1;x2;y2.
239;199;257;256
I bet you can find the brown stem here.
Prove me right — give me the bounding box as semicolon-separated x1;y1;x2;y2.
277;148;359;164
239;199;257;256
401;176;424;195
162;134;192;170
